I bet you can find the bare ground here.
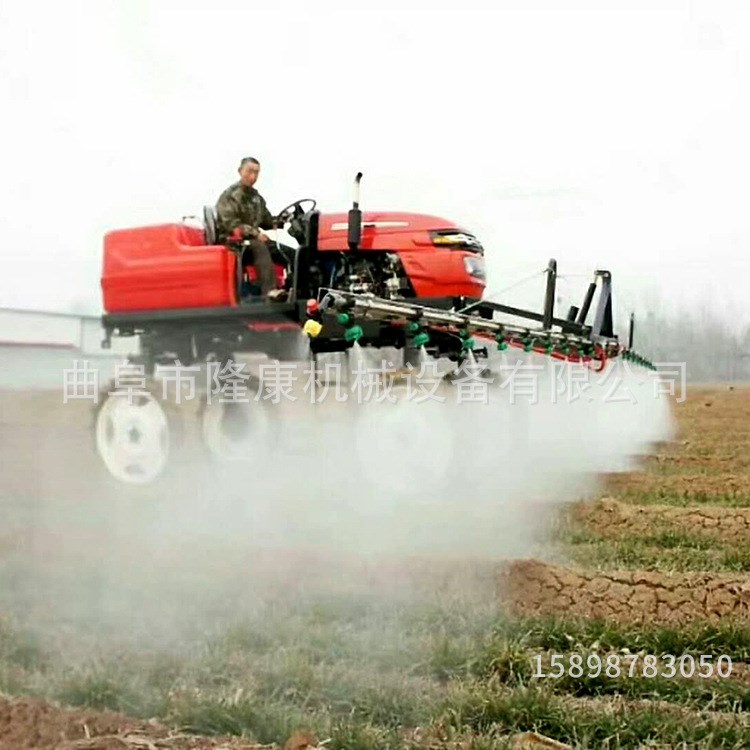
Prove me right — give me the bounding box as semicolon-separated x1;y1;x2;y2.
600;386;750;502
0;695;271;750
500;559;750;624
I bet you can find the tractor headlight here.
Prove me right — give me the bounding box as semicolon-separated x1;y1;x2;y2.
463;256;486;281
430;230;484;254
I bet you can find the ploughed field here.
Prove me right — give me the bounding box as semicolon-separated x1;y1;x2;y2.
0;386;748;749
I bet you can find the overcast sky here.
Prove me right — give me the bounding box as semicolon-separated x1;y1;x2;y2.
0;0;747;331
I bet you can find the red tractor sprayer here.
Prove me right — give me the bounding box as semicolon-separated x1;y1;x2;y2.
96;173;666;486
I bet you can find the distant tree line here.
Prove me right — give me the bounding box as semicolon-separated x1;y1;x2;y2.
626;307;750;384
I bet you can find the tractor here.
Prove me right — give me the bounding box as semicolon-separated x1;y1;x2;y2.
95;173;652;484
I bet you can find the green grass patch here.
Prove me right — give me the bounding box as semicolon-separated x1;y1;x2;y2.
0;593;748;749
567;541;750;573
611;489;750;507
166;679;750;749
441;684;748;748
493;617;750;662
0;619;48;671
564;527;716;551
560;528;750;573
52;658;175;718
168;692;323;745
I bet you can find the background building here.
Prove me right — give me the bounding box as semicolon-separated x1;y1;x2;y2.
0;308;136;390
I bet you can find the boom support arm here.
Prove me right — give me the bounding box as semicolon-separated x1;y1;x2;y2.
308;260;655;369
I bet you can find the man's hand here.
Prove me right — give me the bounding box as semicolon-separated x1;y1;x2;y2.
274;210;292;227
235;225;269;242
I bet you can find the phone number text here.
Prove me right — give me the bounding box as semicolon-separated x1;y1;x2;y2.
532;653;732;679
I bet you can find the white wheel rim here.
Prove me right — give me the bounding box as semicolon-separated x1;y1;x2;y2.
95;392;170;484
201;400;270;461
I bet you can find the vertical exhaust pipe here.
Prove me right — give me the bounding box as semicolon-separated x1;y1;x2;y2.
348;172;363;250
543;258;557;330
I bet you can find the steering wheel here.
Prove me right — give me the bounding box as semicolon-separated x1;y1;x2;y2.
275;198;317;226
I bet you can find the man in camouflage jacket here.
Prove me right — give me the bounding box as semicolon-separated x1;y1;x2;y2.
215;156;282;299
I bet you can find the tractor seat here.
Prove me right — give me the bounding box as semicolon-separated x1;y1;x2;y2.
203;205;218;245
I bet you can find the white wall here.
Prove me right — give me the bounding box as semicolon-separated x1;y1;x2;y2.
0;309;136;356
0;309;82;348
0;308;138;390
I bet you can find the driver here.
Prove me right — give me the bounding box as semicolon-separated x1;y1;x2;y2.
215;156;286;301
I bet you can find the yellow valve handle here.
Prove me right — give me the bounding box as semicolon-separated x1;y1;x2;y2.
303;319;323;338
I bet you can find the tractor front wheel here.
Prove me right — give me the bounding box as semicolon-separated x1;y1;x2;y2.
94;387;182;484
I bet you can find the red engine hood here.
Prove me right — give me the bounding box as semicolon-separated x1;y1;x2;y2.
317;211;464;252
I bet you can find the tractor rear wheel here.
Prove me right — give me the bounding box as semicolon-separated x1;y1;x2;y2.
198;377;279;465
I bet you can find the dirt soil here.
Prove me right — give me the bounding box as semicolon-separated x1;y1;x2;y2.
601;385;750;500
572;497;750;545
0;696;276;750
0;390;213;503
500;559;750;623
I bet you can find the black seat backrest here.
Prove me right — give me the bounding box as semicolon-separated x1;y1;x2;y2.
203;205;218;245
